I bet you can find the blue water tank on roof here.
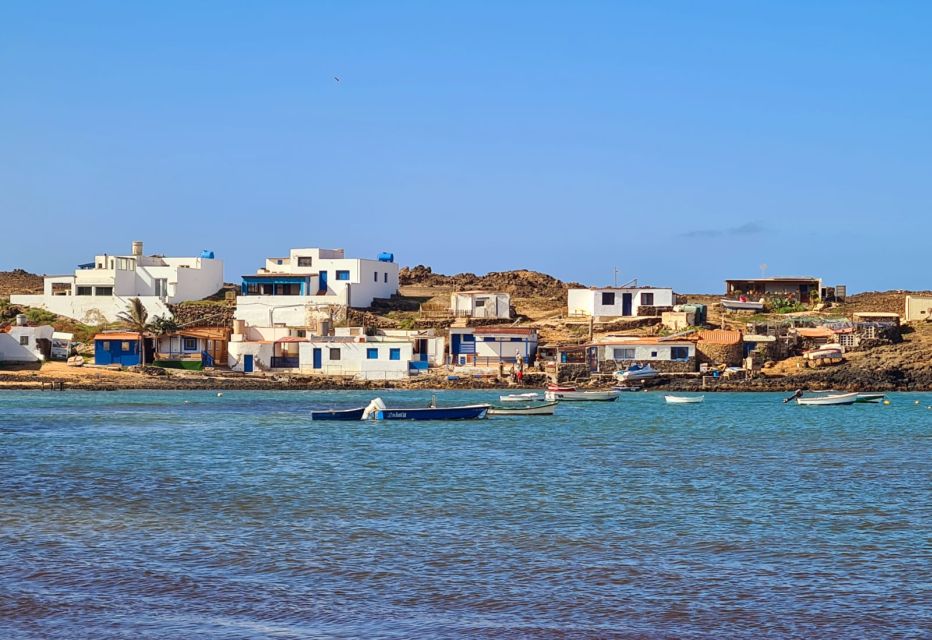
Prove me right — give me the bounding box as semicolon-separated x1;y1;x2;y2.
200;250;215;259
377;252;394;263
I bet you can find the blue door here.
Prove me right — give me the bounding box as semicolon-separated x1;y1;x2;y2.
622;293;633;316
313;348;322;369
318;271;328;294
451;334;461;356
243;354;254;373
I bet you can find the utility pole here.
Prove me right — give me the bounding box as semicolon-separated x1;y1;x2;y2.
613;267;619;288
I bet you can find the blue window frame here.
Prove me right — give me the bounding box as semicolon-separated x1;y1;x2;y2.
182;337;198;351
384;273;388;283
671;346;690;361
483;337;496;342
336;270;350;281
389;348;401;361
510;337;523;342
461;334;475;342
367;348;378;359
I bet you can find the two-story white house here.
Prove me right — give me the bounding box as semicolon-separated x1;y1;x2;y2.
233;247;399;329
567;287;675;319
11;241;224;325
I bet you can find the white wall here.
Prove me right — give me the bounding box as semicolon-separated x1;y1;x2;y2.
567;288;674;317
597;342;694;361
234;294;348;328
0;326;53;362
166;258;224;302
905;296;932;322
298;341;412;379
228;341;275;372
9;295;172;325
474;335;538;361
451;293;510;319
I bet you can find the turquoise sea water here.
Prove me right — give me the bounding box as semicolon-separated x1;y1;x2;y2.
1;390;929;639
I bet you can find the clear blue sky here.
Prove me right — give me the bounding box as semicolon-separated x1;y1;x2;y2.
2;2;930;292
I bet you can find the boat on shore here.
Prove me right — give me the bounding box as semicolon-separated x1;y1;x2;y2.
488;402;558;416
721;298;765;311
310;407;366;421
363;397;490;421
664;395;704;404
499;392;543;402
796;392;859;406
544;388;619;402
614;364;659;383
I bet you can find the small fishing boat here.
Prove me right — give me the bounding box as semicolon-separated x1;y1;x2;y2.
499;392;543;402
664;395;704;404
796;392;859;406
721;298;765;311
614;364;659;382
310;407;366;421
544;389;620;402
362;397;490;421
546;384;577;392
855;392;885;403
488;402;558;416
612;386;642;392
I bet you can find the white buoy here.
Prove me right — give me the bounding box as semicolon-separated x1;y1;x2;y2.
217;392;224;397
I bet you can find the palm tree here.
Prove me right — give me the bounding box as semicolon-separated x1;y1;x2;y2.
117;297;150;366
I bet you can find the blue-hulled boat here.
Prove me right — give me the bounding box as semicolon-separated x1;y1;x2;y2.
310;407;366;421
362;397;490;421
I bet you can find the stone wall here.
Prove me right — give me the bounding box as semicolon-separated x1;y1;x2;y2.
598;358;697;374
168;302;235;328
636;305;674;317
697;342;743;366
556;363;590;383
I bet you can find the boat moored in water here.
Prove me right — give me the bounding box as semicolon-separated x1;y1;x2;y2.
310;407;366;421
544;388;620;402
855;392;886;403
488;402;558;416
664;395;704;404
362;397;490;421
796;392;859;406
499;392;543;402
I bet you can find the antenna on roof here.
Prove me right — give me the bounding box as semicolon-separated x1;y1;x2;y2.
760;263;768;277
613;267;619;288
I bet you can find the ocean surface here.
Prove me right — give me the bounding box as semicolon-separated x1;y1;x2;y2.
0;390;929;639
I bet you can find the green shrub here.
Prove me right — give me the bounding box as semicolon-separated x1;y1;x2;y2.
25;308;59;324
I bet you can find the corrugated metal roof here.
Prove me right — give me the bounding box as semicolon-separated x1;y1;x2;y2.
697;329;742;345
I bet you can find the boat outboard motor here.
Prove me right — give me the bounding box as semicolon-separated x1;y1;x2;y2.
362;397;387;420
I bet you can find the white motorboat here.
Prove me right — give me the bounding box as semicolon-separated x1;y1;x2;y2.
855;392;885;403
796;392;859;406
544;389;620;402
721;298;765;311
488;402;558;416
664;395;704;404
614;364;659;382
499;392;543;403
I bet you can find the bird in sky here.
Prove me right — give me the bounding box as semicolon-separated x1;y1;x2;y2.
333;76;341;82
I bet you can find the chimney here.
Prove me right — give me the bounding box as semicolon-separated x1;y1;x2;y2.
15;314;27;326
132;241;144;257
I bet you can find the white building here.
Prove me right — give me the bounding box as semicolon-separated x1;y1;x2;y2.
591;337;695;364
0;323;54;363
905;295;932;322
11;241;224;325
227;325;442;379
450;291;511;319
234;247;399;328
449;326;538;366
567;287;675;318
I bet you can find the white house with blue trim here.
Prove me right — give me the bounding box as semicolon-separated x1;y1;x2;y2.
449;326;538;366
234;247;399;328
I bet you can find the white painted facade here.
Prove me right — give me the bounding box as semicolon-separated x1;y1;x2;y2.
567;287;675;318
0;325;54;362
11;242;224;325
450;291;511;319
233;294;349;329
299;339;414;380
905;295;932;322
593;339;695;362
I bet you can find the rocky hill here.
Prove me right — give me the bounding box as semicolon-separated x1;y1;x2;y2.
0;269;43;297
400;265;582;301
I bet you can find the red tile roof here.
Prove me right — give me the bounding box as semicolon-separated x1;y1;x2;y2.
94;332;142;341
